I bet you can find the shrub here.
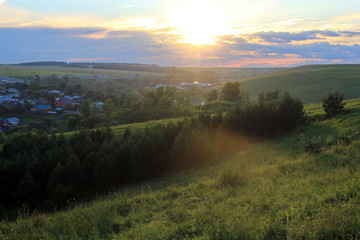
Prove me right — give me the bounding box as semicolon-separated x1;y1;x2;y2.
322;92;345;118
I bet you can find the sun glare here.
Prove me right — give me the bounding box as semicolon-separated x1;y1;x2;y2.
169;0;228;45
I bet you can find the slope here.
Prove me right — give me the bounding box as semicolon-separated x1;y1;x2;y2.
241;64;360;103
1;100;360;239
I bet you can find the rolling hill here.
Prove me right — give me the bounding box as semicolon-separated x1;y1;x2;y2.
241;64;360;103
1;99;359;239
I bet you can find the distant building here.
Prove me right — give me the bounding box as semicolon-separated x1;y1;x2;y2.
47;111;57;115
7;117;20;126
38;98;51;105
0;102;18;110
11;94;21;99
49;90;63;95
0;96;13;104
0;77;25;84
54;107;64;114
33;105;52;114
72;96;82;103
55;96;75;110
92;102;104;111
7;88;19;93
219;77;232;82
154;84;166;89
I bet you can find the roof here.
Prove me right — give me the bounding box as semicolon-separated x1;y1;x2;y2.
7;117;19;121
36;105;52;109
49;90;62;94
7;88;19;93
57;97;74;104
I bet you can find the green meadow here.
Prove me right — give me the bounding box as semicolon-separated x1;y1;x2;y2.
1;98;359;240
0;65;165;78
241;64;360;103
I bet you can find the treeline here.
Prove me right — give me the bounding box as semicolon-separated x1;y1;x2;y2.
0;89;306;218
226;90;306;137
13;62;185;74
66;63;185;74
15;61;67;66
66;86;197;130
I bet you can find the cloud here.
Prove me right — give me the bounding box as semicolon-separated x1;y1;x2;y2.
253;30;341;43
0;27;360;67
339;31;360;37
0;5;36;27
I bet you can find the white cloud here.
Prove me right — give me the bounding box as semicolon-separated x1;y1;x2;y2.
0;5;36;27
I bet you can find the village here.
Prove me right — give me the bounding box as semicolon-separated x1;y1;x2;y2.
0;71;224;133
0;76;89;132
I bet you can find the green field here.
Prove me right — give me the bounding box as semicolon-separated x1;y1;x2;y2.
1;99;359;240
0;65;165;79
241;64;360;103
0;65;281;82
179;67;284;80
2;64;360;105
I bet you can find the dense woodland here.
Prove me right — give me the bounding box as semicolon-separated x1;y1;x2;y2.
0;85;306;219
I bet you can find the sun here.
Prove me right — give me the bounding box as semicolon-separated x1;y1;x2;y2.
169;0;228;45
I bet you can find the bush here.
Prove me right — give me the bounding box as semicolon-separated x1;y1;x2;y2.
225;91;305;138
322;92;345;118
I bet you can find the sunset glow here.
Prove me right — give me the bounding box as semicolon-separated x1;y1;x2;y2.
0;0;359;66
168;0;228;45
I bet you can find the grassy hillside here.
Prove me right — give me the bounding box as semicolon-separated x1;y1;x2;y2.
241;64;360;103
1;100;360;239
63;118;182;138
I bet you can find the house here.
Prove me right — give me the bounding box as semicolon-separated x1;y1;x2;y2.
7;88;19;93
49;90;62;95
0;77;24;84
72;96;82;103
54;107;64;114
0;102;18;110
47;111;57;115
92;102;104;111
38;98;50;105
33;105;52;114
55;96;75;110
7;117;20;126
219;77;232;82
154;84;166;89
11;94;21;99
0;95;13;104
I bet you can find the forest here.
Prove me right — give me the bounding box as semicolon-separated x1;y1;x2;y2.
0;85;306;219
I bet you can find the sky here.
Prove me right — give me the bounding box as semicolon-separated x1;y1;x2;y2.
1;0;360;67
